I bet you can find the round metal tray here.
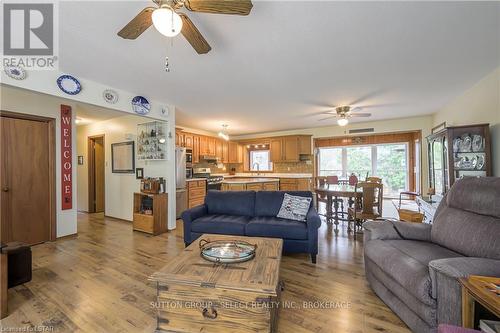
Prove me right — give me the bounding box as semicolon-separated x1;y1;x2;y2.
199;239;257;264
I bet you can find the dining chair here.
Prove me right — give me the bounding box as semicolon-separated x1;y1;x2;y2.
348;181;383;239
326;176;344;214
314;177;327;211
366;176;382;183
348;174;358;186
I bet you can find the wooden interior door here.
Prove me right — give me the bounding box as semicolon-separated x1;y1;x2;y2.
88;135;105;213
1;116;52;245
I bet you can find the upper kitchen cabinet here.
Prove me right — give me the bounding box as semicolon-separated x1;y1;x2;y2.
208;137;216;156
175;129;184;147
199;136;209;155
222;141;229;163
215;139;224;161
192;135;200;163
228;142;243;163
184;133;194;149
270;135;312;162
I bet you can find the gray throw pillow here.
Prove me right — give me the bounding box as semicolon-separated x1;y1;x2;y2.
277;193;312;222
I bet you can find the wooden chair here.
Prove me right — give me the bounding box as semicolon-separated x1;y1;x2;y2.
348;181;383;239
348;174;358;186
366;176;382;183
314;176;344;217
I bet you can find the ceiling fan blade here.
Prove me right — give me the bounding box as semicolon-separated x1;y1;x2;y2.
318;116;337;121
349;113;372;117
117;7;155;39
184;0;253;15
179;13;212;54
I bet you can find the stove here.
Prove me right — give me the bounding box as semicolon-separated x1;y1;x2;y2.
192;168;223;190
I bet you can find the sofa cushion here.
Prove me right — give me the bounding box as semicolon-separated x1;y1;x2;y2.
205;191;255;217
431;177;500;259
191;214;250;235
246;217;308;240
277;193;312;221
255;191;313;217
364;240;463;305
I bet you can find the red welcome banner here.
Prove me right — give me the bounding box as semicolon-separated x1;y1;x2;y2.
61;105;72;210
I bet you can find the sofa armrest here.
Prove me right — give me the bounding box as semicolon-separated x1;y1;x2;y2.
306;208;321;230
429;257;500;326
391;221;432;242
181;204;207;244
363;221;402;241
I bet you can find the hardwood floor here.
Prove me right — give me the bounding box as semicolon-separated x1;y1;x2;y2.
0;212;410;333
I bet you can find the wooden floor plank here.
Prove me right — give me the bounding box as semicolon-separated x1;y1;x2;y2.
0;212;410;333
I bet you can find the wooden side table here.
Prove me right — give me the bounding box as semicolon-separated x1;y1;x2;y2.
459;275;500;329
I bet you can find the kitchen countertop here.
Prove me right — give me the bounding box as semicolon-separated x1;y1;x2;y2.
186;178;206;182
222;178;280;184
215;173;313;179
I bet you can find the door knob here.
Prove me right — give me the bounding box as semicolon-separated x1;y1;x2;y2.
2;186;9;192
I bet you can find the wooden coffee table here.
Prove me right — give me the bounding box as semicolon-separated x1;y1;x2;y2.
459;275;500;328
150;234;283;333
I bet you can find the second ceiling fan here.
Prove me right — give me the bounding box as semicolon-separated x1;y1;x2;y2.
117;0;253;54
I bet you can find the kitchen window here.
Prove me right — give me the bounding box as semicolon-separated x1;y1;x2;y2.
250;150;272;171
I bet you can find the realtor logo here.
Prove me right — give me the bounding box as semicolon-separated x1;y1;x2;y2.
2;2;58;70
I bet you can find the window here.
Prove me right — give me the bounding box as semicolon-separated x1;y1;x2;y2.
318;143;409;197
250;150;272;171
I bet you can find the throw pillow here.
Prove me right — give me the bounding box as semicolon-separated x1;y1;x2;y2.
277;193;312;222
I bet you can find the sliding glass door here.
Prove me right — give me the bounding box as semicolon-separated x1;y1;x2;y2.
318;143;409;197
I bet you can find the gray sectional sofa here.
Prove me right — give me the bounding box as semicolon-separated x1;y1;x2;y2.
363;177;500;333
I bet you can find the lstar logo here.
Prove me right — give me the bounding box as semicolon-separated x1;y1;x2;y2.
4;3;53;55
2;2;58;70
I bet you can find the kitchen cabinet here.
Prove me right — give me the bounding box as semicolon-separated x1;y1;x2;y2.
270;139;283;162
283;136;299;162
175;130;184;147
279;178;312;191
228;142;243;163
199;136;209;155
221;183;246;191
192;135;200;163
215;139;224;161
208;137;216;156
187;180;206;208
298;135;312;155
184;133;194;149
262;182;279;191
222;141;229;163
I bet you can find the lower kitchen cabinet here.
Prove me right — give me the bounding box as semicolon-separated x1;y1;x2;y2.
188;180;206;208
279;178;312;191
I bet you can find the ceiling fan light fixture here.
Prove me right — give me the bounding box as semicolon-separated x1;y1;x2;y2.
337;117;349;127
152;6;183;37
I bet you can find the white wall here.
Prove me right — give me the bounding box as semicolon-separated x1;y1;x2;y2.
233;115;434;193
1;68;177;232
433;67;500;176
76;114;170;224
0;85;77;237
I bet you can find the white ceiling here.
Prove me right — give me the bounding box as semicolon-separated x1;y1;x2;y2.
60;1;500;135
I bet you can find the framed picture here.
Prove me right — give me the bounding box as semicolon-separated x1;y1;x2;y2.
136;168;144;179
78;156;84;165
111;141;135;173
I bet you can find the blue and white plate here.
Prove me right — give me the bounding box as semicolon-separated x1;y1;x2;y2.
4;66;27;80
132;96;150;115
57;75;82;95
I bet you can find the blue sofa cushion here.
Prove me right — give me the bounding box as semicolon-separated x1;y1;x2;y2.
255;191;313;217
246;216;308;240
205;191;256;217
191;214;250;235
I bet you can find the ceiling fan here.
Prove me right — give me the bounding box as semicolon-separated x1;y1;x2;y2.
117;0;253;54
318;106;372;126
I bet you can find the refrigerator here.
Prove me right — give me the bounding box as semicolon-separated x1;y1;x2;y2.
175;147;187;218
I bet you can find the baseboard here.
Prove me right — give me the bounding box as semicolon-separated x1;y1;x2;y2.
104;214;133;223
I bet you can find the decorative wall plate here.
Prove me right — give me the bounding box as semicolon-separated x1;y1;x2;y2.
132;96;150;115
460;134;472;153
453;138;462;152
103;89;119;104
4;66;27;80
476;155;485;170
57;75;82;95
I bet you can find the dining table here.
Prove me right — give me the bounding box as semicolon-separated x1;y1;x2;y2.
314;184;362;234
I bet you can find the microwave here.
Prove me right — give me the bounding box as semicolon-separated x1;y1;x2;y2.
186;149;193;164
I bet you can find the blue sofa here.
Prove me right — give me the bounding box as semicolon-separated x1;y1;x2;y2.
182;190;322;263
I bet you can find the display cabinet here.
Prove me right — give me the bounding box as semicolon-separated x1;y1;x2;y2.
427;124;491;195
137;121;168;160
